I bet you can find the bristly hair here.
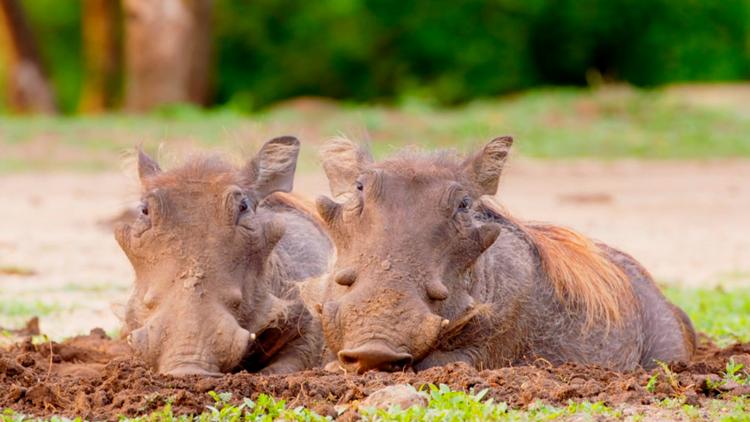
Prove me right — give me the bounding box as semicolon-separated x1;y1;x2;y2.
141;154;326;231
479;197;636;330
375;147;470;184
142;154;239;191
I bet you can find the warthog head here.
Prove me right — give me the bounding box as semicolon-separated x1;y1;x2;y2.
311;136;511;373
115;136;301;376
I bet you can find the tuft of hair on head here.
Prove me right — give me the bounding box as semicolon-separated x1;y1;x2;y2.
525;224;636;331
139;154;237;190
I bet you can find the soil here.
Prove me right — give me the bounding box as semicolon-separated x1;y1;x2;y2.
1;326;749;420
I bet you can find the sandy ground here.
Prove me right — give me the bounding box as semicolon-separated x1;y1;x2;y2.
1;159;749;339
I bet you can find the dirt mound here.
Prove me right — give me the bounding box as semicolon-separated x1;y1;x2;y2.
1;329;749;420
0;317;40;337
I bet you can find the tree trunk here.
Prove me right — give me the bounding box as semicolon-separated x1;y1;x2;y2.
123;0;213;112
79;0;122;113
0;0;57;114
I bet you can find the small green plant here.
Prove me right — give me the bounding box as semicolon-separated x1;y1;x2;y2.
359;384;510;421
723;359;748;385
706;376;724;392
655;361;682;393
664;287;750;346
646;373;659;393
681;403;701;420
202;391;329;422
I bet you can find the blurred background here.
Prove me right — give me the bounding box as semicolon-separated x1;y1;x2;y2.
0;0;749;341
2;0;750;113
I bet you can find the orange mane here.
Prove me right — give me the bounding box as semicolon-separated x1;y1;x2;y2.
481;199;636;329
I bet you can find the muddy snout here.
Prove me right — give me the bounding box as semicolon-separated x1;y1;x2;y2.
323;289;446;373
338;341;414;373
128;313;252;377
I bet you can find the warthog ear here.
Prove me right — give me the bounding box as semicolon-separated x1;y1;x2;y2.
462;136;513;196
244;136;301;199
137;147;161;183
320;136;372;197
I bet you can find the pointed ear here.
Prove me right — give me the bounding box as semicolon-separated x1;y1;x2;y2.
462;136;513;196
320;137;372;197
244;136;301;199
137;148;161;183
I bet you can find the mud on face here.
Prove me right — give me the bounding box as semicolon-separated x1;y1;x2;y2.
115;137;301;376
310;137;511;373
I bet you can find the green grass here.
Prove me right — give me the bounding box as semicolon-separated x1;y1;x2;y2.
0;300;61;319
664;286;750;346
1;86;750;173
59;281;129;293
3;388;749;421
0;388;627;422
0;299;67;337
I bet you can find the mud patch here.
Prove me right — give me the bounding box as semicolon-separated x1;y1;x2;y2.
1;329;749;420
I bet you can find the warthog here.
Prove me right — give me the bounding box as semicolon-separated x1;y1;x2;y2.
304;136;696;373
115;136;331;376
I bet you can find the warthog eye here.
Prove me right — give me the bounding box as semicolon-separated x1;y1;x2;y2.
458;196;471;212
355;181;364;191
239;197;250;213
139;202;149;216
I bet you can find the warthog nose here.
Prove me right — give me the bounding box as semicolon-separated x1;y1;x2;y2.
165;365;222;377
338;342;413;373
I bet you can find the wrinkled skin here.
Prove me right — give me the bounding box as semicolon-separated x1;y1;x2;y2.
115;136;331;376
304;136;695;373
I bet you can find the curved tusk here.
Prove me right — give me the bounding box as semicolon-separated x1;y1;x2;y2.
441;319;450;328
250;332;256;341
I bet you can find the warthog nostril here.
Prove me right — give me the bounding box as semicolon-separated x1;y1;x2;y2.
338;342;413;373
340;353;357;365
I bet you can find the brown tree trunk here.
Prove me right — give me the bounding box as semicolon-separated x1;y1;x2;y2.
186;0;212;106
123;0;213;112
0;0;57;114
79;0;122;113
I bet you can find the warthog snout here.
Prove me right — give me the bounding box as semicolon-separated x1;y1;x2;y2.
320;287;447;372
127;312;252;376
164;364;223;377
338;341;413;373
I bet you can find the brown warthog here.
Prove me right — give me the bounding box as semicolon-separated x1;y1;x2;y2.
304;136;696;373
115;136;331;376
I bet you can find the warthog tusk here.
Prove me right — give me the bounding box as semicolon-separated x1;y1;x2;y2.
250;332;256;341
441;319;450;328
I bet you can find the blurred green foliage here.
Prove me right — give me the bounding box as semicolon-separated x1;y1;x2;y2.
13;0;750;113
532;0;750;86
22;0;82;113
